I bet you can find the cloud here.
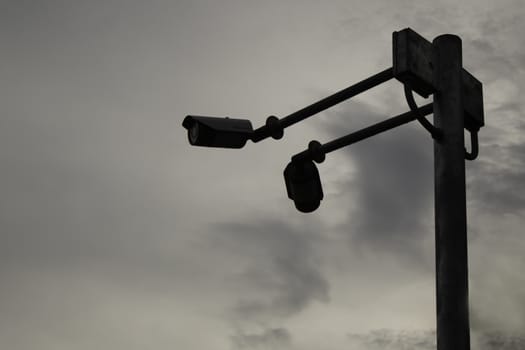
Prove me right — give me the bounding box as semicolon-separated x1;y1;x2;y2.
468;156;525;215
213;219;330;349
321;100;434;266
348;329;436;350
231;328;292;350
474;332;525;350
213;219;329;324
348;329;525;350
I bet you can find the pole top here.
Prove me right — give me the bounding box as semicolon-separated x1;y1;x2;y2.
433;34;462;45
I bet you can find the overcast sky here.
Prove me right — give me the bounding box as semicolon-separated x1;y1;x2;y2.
1;1;525;349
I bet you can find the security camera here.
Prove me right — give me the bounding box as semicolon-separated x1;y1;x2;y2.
182;115;254;148
284;160;324;213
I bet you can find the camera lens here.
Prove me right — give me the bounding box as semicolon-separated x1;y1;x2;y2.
189;123;199;145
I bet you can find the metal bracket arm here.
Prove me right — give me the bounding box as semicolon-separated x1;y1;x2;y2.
250;68;394;143
291;103;434;164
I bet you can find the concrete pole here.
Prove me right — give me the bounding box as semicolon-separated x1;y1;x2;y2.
433;35;470;350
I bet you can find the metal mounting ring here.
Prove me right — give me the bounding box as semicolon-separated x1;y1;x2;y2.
265;115;284;140
404;84;442;140
308;140;325;163
464;129;479;161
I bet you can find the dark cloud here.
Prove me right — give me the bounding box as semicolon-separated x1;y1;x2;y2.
213;219;329;324
322;101;434;265
470;7;525;75
231;328;291;350
468;161;525;215
460;7;525;217
348;329;436;350
467;128;525;216
474;332;525;350
349;329;525;350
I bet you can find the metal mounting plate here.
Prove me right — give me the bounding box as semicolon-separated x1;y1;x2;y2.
462;69;484;131
393;28;484;131
393;28;435;98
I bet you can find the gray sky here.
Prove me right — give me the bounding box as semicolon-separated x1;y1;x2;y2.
1;1;524;349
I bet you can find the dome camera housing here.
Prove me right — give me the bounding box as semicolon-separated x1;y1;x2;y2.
284;160;324;213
